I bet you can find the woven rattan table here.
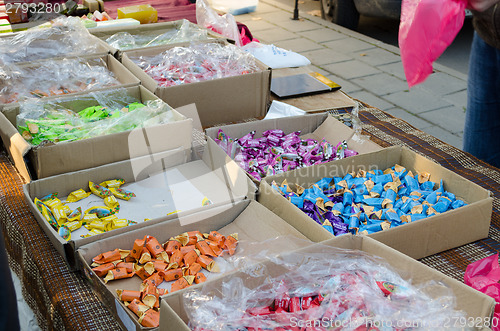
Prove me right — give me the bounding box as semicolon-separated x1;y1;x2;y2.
0;105;498;330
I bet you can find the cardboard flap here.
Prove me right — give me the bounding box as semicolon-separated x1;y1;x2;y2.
204;137;257;199
0;111;31;181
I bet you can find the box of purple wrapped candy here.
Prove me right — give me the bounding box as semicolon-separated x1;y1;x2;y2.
205;113;382;183
258;145;493;259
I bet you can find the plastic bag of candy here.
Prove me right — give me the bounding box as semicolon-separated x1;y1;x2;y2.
16;88;176;146
0;16;103;65
132;42;261;87
0;57;120;105
105;19;211;51
183;240;467;330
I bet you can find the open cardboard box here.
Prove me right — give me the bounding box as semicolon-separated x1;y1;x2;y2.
160;235;495;331
258;145;493;259
77;199;328;331
23;138;258;269
90;19;225;59
121;40;271;129
0;54;140;112
0;85;191;181
205;113;382;183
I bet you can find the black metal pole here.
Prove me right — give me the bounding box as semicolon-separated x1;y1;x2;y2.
293;0;299;20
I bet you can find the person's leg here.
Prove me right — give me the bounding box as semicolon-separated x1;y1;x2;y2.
463;31;500;168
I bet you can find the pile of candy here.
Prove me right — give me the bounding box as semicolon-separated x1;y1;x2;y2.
34;179;137;241
18;101;148;145
105;19;211;51
91;230;239;327
272;164;467;236
0;58;119;105
132;42;261;87
215;129;358;181
183;245;465;330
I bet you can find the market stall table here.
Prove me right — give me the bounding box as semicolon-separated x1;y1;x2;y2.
0;100;499;330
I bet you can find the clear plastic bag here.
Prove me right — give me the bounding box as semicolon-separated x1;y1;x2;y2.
132;42;261;87
0;16;103;65
196;0;242;46
0;57;120;105
183;241;468;330
399;0;466;88
16;88;176;146
105;19;211;51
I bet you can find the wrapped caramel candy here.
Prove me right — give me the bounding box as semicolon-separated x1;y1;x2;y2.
116;289;141;302
66;189;91;203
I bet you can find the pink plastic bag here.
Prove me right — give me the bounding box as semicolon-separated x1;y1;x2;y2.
464;254;500;330
398;0;466;88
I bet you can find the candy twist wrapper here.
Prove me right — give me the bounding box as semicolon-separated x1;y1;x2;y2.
272;165;467;235
90;231;239;328
132;42;261;87
465;254;500;331
0;16;102;65
399;0;466;88
105;19;211;51
16;88;176;146
183;242;466;330
0;57;119;105
215;128;358;181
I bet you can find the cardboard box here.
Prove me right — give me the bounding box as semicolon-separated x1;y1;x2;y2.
23;137;258;268
160;235;495;331
90;19;225;59
121;40;271;129
258;146;493;259
77;199;321;331
0;54;140;112
205;113;382;182
0;85;191;181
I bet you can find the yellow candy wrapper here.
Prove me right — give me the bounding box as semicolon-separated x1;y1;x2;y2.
99;179;125;189
40;193;58;202
104;195;120;211
58;226;71;241
107;219;137;231
52;205;69;226
85;220;108;232
65;220;83;232
84;206;114;218
66;189;91;203
81;229;104;238
34;198;58;230
67;207;82;222
82;213;100;225
202;197;213;206
109;187;136;201
45;198;63;211
100;214;119;224
89;182;112;199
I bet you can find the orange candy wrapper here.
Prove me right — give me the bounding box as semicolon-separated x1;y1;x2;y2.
117;289;141;302
151;260;167;272
208;230;226;247
146;236;164;258
139;309;160;328
170;276;194;292
92;262;115;277
180;245;196;255
169;250;184;268
194;272;207;284
144;272;163;287
187;262;202;276
183;249;199;267
141;281;159;309
197;255;218;272
127;299;150;318
206;239;224;257
196;240;216;257
130;235;147;260
93;248;123;264
116;262;134;274
104;268;135;283
160;268;183;282
224;234;238;256
164;240;181;255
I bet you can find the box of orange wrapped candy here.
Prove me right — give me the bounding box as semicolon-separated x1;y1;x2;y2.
76;200;325;330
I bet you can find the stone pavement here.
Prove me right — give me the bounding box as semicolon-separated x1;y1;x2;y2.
236;0;468;149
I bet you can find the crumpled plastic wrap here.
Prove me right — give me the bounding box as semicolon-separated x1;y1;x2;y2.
0;16;103;65
105;19;211;51
196;0;242;46
0;57;120;105
16;88;176;146
183;241;467;330
133;42;261;87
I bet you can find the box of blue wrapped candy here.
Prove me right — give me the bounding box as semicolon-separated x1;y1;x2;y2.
258;145;493;259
